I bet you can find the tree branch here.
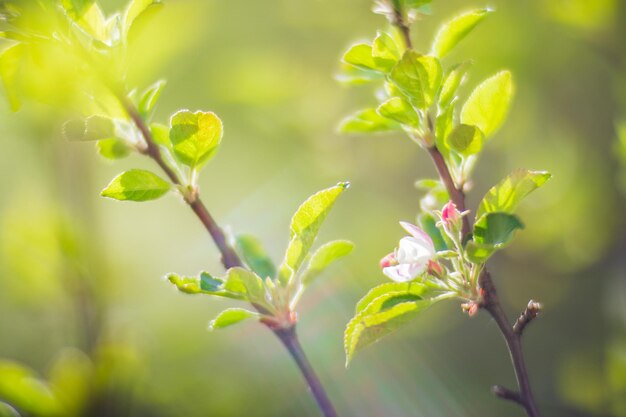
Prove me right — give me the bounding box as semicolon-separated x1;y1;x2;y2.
513;300;542;336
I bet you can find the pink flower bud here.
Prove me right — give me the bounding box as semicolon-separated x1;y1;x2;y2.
380;252;398;269
427;259;444;278
441;200;461;225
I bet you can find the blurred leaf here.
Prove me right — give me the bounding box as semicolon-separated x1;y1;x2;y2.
439;62;469;108
0;44;24;111
390;51;442;109
278;183;349;285
169;110;223;169
0;402;20;417
48;349;93;417
460;70;514;138
101;169;171;201
301;240;354;286
339;108;400;133
446;124;484;156
372;32;401;72
0;360;62;416
431;8;492;58
63;115;115;142
138;79;166;119
435;100;455;158
150;122;171;149
234;234;276;280
209;308;259;331
336;62;384;85
124;0;162;37
96;138;131;159
377;97;420;127
476;169;552;220
345;284;450;365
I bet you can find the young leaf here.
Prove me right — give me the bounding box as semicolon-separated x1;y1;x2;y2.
278;183;349;284
0;43;24;111
138;79;166;118
445;124;484;156
354;282;435;313
418;213;448;251
432;9;492;58
372;32;401;72
101;169;171;201
476;169;552;220
224;267;266;305
209;308;259;331
390;51;442;109
343;43;380;72
467;212;524;263
336;62;384;85
169;110;223;169
167;272;249;300
124;0;162;36
460;71;514;138
377;97;420;127
301;240;354;286
96;138;132;159
150;123;171;149
339;109;400;133
439;62;470;108
234;234;277;280
0;360;62;416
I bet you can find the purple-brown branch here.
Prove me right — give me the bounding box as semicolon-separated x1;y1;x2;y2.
389;1;541;415
118;94;338;417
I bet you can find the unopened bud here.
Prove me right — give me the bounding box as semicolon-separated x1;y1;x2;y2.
462;302;480;317
380;252;398;269
441;200;461;226
427;259;445;278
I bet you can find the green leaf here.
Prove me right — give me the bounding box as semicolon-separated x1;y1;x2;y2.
418;213;448;251
63;115;115;142
167;274;204;294
343;43;379;72
377;97;420;127
138;79;166;118
446;124;484;156
345;286;449;365
150;123;171;149
209;308;259;331
124;0;163;36
234;234;276;280
460;70;514;138
96;138;132;159
339;109;400;133
473;212;524;246
169;110;223;169
0;44;24;111
354;282;435;313
166;272;248;300
467;212;524;263
301;240;354;286
434;100;455;158
224;267;266;305
101;169;171;201
476;169;552;220
439;62;470;108
336;62;384;85
432;8;492;58
372;32;401;72
278;183;349;284
390;51;442;109
0;360;62;416
200;272;224;292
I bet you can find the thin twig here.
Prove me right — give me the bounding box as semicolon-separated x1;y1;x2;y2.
389;3;541;416
513;300;542;336
117;93;338;417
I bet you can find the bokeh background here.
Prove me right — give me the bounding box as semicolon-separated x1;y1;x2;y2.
0;0;625;416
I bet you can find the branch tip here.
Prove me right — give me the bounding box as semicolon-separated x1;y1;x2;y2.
513;299;542;335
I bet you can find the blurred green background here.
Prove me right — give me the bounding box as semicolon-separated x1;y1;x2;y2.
0;0;625;416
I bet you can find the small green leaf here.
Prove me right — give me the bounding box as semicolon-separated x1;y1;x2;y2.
339;109;400;133
167;272;248;300
138;79;166;118
460;70;514;138
200;272;223;292
343;43;379;72
234;235;276;280
150;123;171;149
224;267;266;305
124;0;162;36
101;169;171;201
432;8;492;58
209;308;259;331
446;124;484;156
434;100;455;158
169;110;223;169
372;32;401;72
301;240;354;286
167;274;203;294
0;360;62;416
476;169;552;220
390;51;442;109
278;183;349;284
465;241;494;264
336;62;384;85
473;212;524;246
439;62;470;108
355;282;435;313
377;97;420;127
96;138;132;159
